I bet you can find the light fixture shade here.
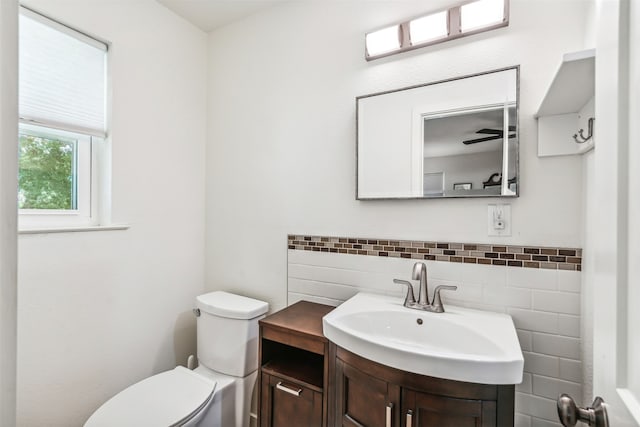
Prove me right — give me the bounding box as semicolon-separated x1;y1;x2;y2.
460;0;505;32
366;25;401;57
409;11;448;45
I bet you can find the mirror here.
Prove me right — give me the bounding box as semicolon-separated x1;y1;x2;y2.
357;67;519;199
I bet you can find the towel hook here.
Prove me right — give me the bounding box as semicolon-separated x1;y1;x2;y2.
573;117;595;144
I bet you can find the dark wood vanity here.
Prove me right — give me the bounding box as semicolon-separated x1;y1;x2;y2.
335;347;514;427
258;301;335;427
258;301;514;427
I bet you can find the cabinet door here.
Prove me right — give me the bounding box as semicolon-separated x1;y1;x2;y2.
401;389;496;427
260;373;323;427
335;358;399;427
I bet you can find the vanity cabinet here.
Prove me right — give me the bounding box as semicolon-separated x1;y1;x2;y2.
336;356;400;427
334;347;514;427
261;373;322;427
258;301;335;427
400;389;495;427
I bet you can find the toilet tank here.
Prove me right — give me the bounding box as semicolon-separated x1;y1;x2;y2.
196;291;269;377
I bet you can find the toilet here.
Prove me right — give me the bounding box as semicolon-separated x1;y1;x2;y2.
84;291;269;427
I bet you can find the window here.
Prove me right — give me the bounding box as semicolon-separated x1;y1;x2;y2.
18;7;107;229
18;124;94;227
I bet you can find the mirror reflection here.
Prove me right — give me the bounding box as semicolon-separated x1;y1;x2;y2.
423;106;517;197
357;67;519;199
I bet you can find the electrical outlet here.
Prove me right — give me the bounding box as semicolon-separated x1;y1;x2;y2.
488;204;511;236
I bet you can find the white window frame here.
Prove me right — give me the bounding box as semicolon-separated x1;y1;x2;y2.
18;123;99;230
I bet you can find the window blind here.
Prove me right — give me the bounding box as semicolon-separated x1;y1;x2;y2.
19;8;107;137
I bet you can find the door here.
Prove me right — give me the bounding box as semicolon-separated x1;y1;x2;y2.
582;0;640;425
401;389;495;427
335;358;400;427
260;373;323;427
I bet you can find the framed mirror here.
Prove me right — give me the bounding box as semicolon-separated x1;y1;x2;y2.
356;67;519;199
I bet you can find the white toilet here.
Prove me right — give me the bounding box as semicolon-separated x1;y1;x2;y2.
85;291;269;427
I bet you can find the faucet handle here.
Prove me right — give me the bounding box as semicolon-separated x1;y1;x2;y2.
393;279;416;307
431;285;458;312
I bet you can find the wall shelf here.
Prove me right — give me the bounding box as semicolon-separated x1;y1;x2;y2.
536;48;595;157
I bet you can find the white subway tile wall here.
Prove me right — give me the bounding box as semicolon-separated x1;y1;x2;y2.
559;358;583;383
287;249;582;427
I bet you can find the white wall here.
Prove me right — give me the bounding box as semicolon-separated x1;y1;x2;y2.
16;1;207;426
206;0;589;311
424;151;502;192
0;1;19;425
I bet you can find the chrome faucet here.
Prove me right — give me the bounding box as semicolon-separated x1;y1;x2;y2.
392;279;415;306
393;262;458;313
412;262;429;306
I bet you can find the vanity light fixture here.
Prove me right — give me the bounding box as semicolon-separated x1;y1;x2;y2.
365;24;401;57
460;0;506;32
409;11;449;46
365;0;509;61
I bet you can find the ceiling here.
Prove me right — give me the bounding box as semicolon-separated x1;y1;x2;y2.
423;107;516;158
157;0;287;32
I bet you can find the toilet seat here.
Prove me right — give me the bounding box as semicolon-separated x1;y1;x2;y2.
84;366;216;427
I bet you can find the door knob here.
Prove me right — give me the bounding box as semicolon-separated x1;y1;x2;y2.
557;394;609;427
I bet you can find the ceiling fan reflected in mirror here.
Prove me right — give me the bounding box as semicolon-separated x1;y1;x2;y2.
463;126;516;145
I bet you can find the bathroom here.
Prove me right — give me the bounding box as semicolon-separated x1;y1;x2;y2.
0;0;638;426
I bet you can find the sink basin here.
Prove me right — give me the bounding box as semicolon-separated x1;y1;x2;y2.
322;292;523;384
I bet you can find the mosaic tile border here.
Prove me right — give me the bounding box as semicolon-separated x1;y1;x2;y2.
287;235;582;271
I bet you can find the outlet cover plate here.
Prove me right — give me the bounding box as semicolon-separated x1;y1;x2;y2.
488;204;511;236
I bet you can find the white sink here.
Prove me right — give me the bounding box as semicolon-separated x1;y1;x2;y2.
323;292;523;385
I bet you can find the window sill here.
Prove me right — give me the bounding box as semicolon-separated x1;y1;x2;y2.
19;224;130;235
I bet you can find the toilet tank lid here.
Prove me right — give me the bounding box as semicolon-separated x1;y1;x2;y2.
196;291;269;319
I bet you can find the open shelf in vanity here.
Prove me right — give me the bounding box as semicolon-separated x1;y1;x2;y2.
261;342;324;392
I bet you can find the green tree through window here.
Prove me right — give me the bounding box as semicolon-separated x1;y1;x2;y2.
18;133;76;210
